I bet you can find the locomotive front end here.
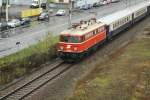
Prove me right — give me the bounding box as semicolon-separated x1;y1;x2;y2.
58;34;84;61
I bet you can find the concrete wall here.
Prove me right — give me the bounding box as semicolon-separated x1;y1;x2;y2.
10;0;32;5
74;0;100;8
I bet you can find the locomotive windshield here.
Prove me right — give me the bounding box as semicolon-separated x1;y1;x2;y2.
70;36;78;43
60;35;69;42
60;35;80;43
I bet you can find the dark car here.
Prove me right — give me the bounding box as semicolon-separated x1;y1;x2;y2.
20;18;31;26
37;12;49;21
81;4;93;10
93;2;101;7
41;3;46;9
0;22;9;31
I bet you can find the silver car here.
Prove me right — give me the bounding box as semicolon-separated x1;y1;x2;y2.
7;19;21;28
56;9;66;16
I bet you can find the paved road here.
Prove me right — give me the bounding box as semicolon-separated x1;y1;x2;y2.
0;0;144;58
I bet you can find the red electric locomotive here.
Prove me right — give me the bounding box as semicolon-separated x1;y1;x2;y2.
57;18;106;61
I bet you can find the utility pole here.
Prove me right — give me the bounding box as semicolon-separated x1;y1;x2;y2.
125;0;128;8
69;0;73;27
6;0;9;22
38;0;41;8
0;0;2;21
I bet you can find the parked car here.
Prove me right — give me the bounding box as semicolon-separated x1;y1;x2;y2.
81;4;93;10
41;3;46;9
38;12;49;21
30;2;39;8
0;22;9;31
56;9;66;16
49;9;54;13
102;0;108;5
93;2;101;7
99;1;105;6
7;19;21;28
49;3;57;8
20;18;31;26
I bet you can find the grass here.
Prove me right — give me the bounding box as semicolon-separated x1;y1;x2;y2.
47;0;55;3
0;33;59;85
69;30;150;100
0;33;58;68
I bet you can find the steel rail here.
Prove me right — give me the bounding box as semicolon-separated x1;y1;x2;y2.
0;61;72;100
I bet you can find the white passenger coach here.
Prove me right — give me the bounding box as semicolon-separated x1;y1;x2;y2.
98;1;150;39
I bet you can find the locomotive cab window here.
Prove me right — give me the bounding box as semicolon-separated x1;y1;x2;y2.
70;36;79;43
60;35;80;43
60;35;69;42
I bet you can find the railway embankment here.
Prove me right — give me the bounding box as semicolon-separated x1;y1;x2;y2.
0;34;58;86
69;24;150;100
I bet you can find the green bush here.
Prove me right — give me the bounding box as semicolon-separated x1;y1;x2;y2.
0;34;59;85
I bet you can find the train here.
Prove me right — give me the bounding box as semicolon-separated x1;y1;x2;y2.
57;1;150;62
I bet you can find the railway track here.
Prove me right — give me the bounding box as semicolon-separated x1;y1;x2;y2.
0;60;73;100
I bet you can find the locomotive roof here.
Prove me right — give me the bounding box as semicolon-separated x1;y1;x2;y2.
98;1;150;25
60;22;105;36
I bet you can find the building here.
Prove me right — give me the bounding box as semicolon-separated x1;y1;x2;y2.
0;0;10;21
54;0;70;3
9;0;47;5
0;0;2;7
52;0;101;9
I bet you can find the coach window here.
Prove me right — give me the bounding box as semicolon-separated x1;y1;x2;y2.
101;27;103;31
127;17;129;21
122;19;123;23
113;24;115;29
119;20;121;25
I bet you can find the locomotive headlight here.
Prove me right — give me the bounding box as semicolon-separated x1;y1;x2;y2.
74;47;78;51
60;46;64;50
66;45;71;49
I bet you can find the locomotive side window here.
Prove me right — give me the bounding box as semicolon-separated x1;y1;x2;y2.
81;36;85;42
85;32;93;40
79;36;85;43
98;28;100;32
101;27;104;31
96;29;99;33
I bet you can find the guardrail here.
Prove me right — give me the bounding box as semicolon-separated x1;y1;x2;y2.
0;25;31;38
